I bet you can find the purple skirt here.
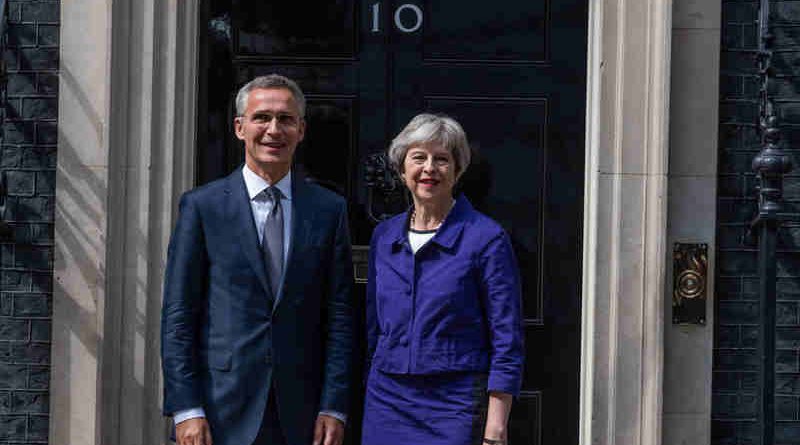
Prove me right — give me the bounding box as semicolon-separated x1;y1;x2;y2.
361;368;489;445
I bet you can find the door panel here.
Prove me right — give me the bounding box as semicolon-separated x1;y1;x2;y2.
235;3;357;57
423;1;548;62
198;2;587;443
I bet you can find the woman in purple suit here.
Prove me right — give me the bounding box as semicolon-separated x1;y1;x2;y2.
363;114;524;445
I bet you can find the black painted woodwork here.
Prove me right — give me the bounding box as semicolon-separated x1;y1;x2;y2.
198;2;588;444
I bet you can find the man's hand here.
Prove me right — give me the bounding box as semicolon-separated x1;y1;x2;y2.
313;413;344;445
176;417;212;445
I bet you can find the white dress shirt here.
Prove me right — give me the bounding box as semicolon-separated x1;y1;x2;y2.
174;166;345;425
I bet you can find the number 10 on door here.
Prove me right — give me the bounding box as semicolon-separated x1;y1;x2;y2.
371;3;423;33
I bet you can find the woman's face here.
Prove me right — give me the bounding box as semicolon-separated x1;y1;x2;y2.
401;143;458;204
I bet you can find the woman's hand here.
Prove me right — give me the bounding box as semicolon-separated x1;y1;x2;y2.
483;391;513;444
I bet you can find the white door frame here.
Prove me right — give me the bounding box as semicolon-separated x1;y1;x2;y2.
580;1;672;444
51;1;672;444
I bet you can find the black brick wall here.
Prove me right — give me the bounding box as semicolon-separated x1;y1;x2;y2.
715;1;800;444
0;1;58;443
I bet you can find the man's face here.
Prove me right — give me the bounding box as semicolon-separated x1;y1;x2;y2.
235;87;305;173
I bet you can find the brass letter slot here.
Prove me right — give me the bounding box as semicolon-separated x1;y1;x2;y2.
672;243;708;325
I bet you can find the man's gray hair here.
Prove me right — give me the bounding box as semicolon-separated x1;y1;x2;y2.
235;74;306;117
387;113;471;178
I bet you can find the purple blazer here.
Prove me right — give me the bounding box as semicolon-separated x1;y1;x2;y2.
366;194;524;396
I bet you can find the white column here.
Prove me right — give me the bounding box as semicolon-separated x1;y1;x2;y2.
51;1;111;443
581;1;673;444
52;1;198;444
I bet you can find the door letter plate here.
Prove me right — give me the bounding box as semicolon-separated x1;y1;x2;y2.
672;243;708;325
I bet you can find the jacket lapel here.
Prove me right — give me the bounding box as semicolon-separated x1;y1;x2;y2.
272;172;313;313
225;170;273;302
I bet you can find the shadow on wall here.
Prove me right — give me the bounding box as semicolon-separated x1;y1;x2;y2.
51;64;105;444
54;59;169;443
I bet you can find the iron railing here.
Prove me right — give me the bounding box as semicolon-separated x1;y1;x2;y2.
749;1;793;443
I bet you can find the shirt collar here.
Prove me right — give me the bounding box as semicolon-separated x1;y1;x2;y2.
242;164;293;201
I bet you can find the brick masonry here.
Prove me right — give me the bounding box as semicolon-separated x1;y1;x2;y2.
0;1;58;444
715;1;800;444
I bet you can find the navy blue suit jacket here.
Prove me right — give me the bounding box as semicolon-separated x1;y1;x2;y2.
161;169;354;445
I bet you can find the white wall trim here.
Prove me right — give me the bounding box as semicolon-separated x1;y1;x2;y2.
579;0;602;442
52;0;198;443
662;1;721;443
580;1;672;444
641;1;672;444
51;1;113;442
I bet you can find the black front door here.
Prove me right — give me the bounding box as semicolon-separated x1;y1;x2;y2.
198;2;587;444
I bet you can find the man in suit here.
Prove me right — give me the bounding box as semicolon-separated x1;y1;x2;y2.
161;74;354;445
